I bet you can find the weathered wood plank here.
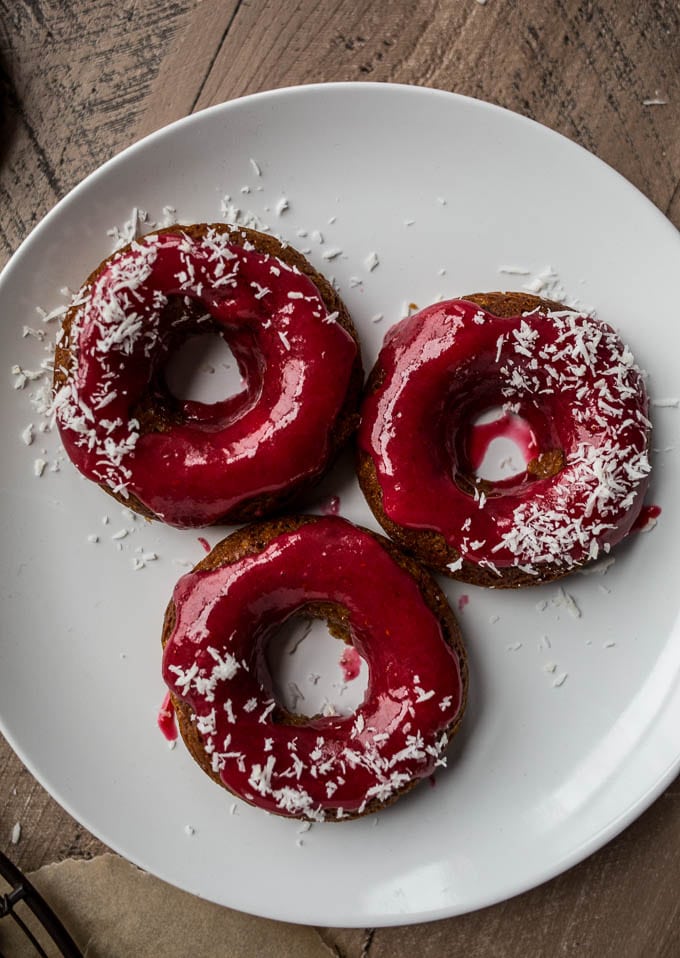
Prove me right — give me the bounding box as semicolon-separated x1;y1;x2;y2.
133;0;241;140
189;0;680;228
319;785;680;957
0;0;199;268
372;788;680;957
1;739;108;870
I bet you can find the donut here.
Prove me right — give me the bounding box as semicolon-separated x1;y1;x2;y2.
53;224;363;528
161;515;468;821
357;293;651;587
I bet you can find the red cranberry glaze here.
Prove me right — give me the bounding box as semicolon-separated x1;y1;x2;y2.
162;516;466;821
631;503;661;532
54;227;359;528
358;299;650;578
157;692;178;743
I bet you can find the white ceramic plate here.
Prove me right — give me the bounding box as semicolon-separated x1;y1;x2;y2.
1;83;679;927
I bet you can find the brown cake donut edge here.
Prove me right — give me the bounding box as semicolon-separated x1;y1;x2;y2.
357;292;584;589
53;224;364;525
161;515;469;820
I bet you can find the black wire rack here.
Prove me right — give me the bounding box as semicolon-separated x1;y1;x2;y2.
0;851;81;957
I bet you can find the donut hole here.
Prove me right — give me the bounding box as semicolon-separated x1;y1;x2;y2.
451;401;564;492
163;330;245;405
265;613;369;719
466;406;539;482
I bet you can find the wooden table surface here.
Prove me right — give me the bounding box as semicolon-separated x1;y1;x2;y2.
1;1;679;954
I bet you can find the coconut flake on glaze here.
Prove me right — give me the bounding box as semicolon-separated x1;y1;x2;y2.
358;299;651;576
53;227;359;528
162;517;466;821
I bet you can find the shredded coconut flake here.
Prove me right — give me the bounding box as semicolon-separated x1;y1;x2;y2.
556;587;582;618
499;264;530;275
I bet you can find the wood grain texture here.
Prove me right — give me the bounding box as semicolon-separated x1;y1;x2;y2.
321;787;680;957
1;0;679;953
0;0;198;266
1;745;108;868
134;0;241;139
187;0;680;227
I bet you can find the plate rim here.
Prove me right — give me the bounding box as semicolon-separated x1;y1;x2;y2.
1;80;680;927
2;80;679;286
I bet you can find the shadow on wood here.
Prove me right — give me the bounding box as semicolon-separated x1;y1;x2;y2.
0;53;18;167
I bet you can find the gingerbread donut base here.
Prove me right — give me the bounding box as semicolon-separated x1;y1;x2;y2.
357;291;649;589
54;224;364;526
161;515;468;820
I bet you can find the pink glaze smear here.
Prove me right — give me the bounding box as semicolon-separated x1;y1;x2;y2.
468;411;538;476
631;503;661;532
339;644;362;681
157;691;178;742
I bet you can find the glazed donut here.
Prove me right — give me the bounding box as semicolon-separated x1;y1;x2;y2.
53;224;362;528
161;515;468;821
357;293;651;587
